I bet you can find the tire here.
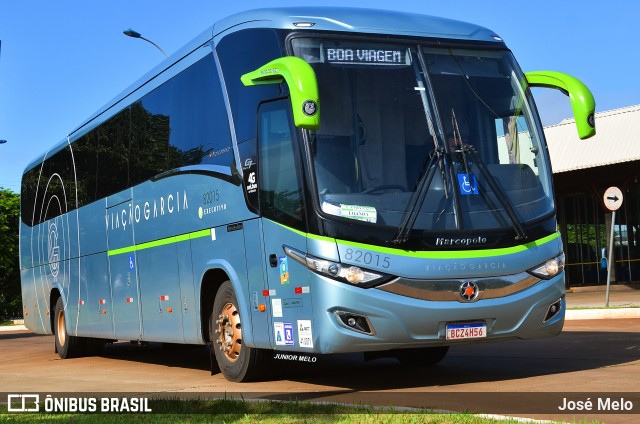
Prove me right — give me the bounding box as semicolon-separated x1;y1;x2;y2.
394;346;449;367
54;297;86;358
210;281;270;382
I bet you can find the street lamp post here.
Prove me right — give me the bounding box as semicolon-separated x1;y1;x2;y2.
123;29;167;57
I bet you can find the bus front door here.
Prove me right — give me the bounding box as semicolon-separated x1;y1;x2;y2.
257;99;312;351
261;219;310;351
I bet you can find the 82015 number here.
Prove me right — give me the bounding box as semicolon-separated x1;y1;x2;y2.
344;248;391;268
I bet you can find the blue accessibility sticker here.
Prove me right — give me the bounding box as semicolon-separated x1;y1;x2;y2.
283;322;294;346
457;173;478;195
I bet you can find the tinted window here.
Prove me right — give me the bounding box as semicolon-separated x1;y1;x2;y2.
169;55;233;169
21;165;40;226
217;29;285;143
258;100;304;228
25;145;77;225
95;108;130;199
21;136;97;225
21;54;231;226
130;90;170;185
73;133;99;206
130;54;232;185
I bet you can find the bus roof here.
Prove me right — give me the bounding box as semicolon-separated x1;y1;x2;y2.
213;7;499;41
75;8;501;132
25;7;501;174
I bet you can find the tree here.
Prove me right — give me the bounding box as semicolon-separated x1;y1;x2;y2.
0;187;21;319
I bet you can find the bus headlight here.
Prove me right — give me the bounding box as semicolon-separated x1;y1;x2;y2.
528;252;565;279
284;245;394;288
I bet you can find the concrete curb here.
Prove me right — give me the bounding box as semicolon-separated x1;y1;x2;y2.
0;325;28;332
565;308;640;320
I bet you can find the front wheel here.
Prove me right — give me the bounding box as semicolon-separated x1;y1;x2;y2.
54;297;86;358
210;281;270;382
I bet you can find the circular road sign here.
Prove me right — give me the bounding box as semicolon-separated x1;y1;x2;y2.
603;186;623;211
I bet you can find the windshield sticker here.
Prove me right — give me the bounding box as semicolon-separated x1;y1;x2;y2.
278;256;290;285
457;174;479;195
340;204;377;223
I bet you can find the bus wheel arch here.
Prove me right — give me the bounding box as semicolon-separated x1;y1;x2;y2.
49;288;62;336
199;267;270;382
200;268;230;344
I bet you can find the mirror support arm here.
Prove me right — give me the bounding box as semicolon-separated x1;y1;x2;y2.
526;71;596;139
241;56;320;130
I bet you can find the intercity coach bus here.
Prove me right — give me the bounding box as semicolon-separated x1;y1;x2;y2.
20;7;595;382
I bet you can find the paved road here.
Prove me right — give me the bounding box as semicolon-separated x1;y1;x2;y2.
1;319;639;423
566;284;640;309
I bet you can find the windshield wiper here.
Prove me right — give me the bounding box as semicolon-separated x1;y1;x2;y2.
449;110;526;241
393;149;444;245
460;144;527;241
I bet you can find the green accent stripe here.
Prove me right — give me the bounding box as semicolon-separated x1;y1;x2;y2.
107;228;211;257
109;221;559;260
337;232;559;259
269;220;560;260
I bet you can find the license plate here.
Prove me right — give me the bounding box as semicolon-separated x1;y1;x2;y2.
446;322;487;340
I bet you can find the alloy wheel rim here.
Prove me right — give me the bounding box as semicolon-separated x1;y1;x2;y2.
216;302;242;362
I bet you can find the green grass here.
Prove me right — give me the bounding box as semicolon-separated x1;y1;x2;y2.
0;398;544;423
0;319;13;326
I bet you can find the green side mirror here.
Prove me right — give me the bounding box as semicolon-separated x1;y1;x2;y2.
241;56;320;130
525;71;596;139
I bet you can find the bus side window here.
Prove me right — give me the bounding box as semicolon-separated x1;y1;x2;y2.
96;108;131;198
257;100;305;230
216;28;284;144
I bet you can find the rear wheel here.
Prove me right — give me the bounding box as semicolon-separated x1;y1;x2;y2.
54;297;86;358
210;281;270;382
394;346;449;366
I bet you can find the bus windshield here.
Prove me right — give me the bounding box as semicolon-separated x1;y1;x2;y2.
292;37;553;242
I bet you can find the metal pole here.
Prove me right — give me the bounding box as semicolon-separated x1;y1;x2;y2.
138;36;167;57
605;210;616;307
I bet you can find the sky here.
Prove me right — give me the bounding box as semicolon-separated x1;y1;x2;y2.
1;1;638;193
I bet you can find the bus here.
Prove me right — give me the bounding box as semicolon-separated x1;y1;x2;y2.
20;7;595;382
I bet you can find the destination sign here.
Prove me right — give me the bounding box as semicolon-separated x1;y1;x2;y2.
324;46;407;65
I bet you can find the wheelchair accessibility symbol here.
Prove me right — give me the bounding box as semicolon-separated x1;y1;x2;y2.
457;173;479;195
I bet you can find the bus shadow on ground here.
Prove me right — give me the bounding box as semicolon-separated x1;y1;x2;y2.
99;341;211;372
93;328;640;390
278;329;640;391
0;331;44;341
